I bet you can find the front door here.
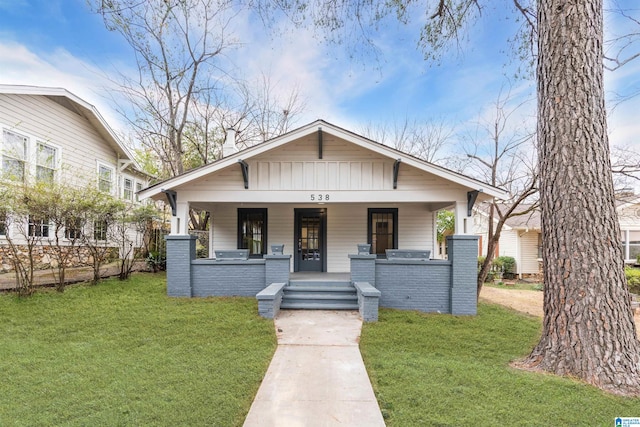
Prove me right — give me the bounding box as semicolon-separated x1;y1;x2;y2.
294;208;326;272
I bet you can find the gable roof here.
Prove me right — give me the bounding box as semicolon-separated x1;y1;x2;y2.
139;119;509;200
0;84;145;174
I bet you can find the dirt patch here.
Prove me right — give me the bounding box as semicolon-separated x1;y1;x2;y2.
480;286;640;336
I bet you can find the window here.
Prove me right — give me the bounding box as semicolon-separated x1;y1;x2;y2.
98;163;114;193
0;213;6;236
28;216;49;238
135;182;143;202
65;219;83;240
368;208;398;257
238;208;267;257
2;129;27;181
537;233;543;259
94;220;108;241
36;142;57;183
123;177;133;201
626;230;640;261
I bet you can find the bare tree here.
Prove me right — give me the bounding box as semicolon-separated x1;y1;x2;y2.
462;85;537;295
359;117;453;163
92;0;240;177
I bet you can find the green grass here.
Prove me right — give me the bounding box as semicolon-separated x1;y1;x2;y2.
0;274;276;426
487;281;543;291
360;304;640;426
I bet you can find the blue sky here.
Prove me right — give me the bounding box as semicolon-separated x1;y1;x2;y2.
0;0;638;155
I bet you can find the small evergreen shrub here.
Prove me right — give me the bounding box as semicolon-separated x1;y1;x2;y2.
625;267;640;294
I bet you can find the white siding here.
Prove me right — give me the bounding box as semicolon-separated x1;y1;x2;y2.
0;94;119;185
211;203;434;272
519;231;540;275
188;134;464;197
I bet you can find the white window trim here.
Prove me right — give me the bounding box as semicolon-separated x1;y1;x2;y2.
122;174;134;202
135;180;143;203
1;127;29;182
96;161;116;195
35;140;62;183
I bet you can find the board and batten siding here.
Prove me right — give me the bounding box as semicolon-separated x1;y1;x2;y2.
0;93;119;186
187;134;465;197
211;203;434;272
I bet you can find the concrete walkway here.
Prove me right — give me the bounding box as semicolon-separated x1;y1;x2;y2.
243;310;386;427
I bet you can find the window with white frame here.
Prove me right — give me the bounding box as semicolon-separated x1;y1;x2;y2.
36;142;58;183
0;212;6;236
65;219;83;240
2;129;28;181
98;163;114;193
28;216;49;238
622;230;640;261
135;182;143;202
123;177;133;201
94;220;108;241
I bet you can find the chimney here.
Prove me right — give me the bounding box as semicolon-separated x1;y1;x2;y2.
222;127;238;157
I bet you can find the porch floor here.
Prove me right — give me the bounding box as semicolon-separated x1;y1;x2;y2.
289;272;351;281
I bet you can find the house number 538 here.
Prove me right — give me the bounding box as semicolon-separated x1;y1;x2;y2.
311;194;330;201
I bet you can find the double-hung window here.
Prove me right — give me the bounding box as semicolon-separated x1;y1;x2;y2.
28;216;49;238
98;163;114;193
123;177;133;201
368;208;398;257
94;220;108;241
0;213;6;236
238;208;267;257
65;219;83;240
135;182;143;202
36;142;57;183
2;129;27;181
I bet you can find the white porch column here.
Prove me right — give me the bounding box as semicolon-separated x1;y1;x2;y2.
454;200;470;235
171;202;190;235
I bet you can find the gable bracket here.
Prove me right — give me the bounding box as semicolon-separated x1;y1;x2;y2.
118;159;132;172
393;159;401;189
318;127;323;159
467;190;482;217
161;189;177;216
239;159;249;189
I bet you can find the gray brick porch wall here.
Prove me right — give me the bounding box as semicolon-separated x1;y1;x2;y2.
256;282;287;318
165;235;291;297
447;235;479;315
165;235;196;297
349;235;479;315
349;254;377;286
191;259;266;296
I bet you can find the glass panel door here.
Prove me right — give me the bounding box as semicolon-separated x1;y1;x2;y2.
295;209;326;272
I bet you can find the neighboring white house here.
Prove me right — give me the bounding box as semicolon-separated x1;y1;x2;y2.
475;199;640;278
474;204;541;277
0;85;150;268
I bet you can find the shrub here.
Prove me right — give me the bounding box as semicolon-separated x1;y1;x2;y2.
496;256;516;274
625;267;640;294
478;256;486;272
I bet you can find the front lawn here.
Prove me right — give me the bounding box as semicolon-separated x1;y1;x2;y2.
0;274;276;426
360;304;640;426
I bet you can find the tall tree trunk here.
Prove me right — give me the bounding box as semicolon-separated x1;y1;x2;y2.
519;0;640;395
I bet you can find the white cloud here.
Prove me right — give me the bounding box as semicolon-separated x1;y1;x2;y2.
0;40;124;129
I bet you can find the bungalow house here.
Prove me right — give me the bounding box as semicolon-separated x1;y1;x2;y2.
475;198;640;278
139;120;507;320
0;85;151;271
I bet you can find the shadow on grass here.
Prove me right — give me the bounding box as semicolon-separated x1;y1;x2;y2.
360;304;640;426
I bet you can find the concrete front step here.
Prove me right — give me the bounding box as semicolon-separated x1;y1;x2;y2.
282;281;358;310
288;280;351;287
285;292;358;301
280;301;359;310
286;285;355;293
